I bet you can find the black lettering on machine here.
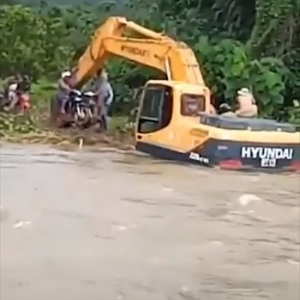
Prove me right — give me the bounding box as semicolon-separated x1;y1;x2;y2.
241;146;293;168
121;45;148;56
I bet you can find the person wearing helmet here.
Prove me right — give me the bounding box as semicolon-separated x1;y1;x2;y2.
93;69;114;130
235;88;258;117
57;71;72;114
221;88;258;118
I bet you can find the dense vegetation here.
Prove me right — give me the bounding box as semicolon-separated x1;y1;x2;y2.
0;0;299;125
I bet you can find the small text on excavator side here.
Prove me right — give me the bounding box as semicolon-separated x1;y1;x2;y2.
121;45;149;56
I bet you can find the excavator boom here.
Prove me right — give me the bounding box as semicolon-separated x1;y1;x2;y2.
72;16;206;88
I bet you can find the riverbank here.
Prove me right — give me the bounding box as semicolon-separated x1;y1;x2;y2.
0;79;135;149
0;114;135;150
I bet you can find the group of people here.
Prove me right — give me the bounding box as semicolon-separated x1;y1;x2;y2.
1;73;31;111
57;68;114;130
2;69;257;128
224;87;258;117
2;68;114;129
210;88;258;118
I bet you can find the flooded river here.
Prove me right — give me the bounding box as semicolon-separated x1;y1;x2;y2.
0;142;299;300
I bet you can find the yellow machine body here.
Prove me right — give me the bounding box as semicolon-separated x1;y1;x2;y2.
134;80;300;171
71;17;300;172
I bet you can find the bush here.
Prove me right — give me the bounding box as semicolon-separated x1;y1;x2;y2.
0;0;299;122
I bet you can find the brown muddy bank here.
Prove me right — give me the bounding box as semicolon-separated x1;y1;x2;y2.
0;126;135;151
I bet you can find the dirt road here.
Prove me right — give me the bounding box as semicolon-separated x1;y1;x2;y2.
1;142;299;300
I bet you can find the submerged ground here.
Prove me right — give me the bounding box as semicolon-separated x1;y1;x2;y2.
0;142;299;300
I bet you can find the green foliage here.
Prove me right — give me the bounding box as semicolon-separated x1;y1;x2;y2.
0;5;70;78
0;0;299;123
194;37;291;117
0;79;56;136
0;112;37;134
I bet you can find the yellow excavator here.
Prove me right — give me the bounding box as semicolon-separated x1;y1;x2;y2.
71;16;300;172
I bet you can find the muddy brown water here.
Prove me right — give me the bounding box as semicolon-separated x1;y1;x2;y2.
0;142;299;300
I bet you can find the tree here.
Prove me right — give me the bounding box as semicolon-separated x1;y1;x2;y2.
0;0;299;122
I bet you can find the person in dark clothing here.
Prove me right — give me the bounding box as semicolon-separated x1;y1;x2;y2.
16;75;31;94
2;74;19;100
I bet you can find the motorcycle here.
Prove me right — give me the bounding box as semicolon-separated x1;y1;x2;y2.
59;90;98;128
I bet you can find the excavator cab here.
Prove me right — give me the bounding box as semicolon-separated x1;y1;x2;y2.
135;80;211;157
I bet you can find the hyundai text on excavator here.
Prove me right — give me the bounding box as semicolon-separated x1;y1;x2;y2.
71;16;300;172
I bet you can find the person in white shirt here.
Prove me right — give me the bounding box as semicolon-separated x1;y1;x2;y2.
57;71;73;114
220;88;258;118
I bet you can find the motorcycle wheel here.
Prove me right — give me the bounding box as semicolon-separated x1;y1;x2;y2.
76;107;92;129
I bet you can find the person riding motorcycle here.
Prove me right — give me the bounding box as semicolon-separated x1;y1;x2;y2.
57;71;72;114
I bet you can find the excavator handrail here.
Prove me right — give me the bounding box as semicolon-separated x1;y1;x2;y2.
72;16;207;90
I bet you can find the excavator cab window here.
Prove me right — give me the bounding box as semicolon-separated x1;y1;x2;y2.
128;87;144;122
181;94;205;116
137;84;173;134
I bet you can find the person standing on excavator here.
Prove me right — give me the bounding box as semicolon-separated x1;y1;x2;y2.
220;88;258;118
94;69;114;130
235;88;258;117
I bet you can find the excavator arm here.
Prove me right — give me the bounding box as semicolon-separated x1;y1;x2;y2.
72;16;206;89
